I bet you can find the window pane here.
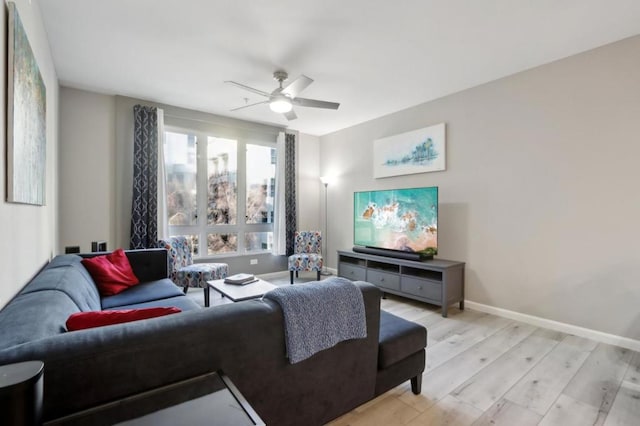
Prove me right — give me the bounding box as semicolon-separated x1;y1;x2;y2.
207;233;237;255
165;132;198;226
245;232;273;252
207;138;237;225
246;145;276;224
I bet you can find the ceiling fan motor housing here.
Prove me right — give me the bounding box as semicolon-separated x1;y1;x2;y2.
273;70;289;84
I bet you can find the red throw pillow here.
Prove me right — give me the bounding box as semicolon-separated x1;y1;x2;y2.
81;248;140;296
66;307;182;331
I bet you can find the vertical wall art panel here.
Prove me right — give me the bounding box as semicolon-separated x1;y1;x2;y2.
373;123;445;178
7;2;47;205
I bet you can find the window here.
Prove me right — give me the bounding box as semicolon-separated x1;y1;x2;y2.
164;127;277;258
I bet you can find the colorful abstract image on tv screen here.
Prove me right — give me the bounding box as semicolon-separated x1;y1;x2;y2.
354;187;438;255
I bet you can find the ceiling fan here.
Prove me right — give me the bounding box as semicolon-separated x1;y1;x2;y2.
225;71;340;121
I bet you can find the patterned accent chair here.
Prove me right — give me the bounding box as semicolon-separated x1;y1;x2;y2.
288;231;323;284
158;236;229;307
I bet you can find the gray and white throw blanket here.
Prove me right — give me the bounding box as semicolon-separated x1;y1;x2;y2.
263;277;367;364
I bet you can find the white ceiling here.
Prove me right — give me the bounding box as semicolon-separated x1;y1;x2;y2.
39;0;640;136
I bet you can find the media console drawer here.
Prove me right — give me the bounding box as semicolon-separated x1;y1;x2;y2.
339;263;366;281
366;270;400;291
401;277;441;301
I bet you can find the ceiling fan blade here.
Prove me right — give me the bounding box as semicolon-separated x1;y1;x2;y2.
224;81;270;98
292;97;340;110
281;75;313;98
283;109;297;121
230;100;269;112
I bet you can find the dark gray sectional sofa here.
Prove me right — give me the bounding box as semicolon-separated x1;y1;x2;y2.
0;248;426;425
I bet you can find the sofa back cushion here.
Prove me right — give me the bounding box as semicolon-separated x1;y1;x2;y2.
0;290;81;350
20;255;101;312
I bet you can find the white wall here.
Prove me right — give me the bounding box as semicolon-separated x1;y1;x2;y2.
320;35;640;340
296;133;321;231
0;0;59;309
59;88;115;252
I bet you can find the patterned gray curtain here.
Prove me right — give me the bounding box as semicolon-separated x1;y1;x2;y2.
285;133;297;256
130;105;158;249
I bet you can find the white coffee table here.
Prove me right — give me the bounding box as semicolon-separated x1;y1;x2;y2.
207;278;277;303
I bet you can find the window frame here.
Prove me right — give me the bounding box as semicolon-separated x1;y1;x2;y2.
164;122;278;259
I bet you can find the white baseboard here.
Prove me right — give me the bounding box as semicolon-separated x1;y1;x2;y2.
465;300;640;352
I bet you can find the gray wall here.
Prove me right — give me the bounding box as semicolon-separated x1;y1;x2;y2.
0;0;59;309
297;133;321;232
59;88;116;253
319;35;640;340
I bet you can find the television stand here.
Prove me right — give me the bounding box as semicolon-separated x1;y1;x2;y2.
337;250;465;317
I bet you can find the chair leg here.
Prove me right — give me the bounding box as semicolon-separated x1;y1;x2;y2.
204;287;210;308
410;374;422;394
290;271;294;284
317;271;321;281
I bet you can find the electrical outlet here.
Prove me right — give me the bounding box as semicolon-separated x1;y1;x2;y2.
250;259;258;265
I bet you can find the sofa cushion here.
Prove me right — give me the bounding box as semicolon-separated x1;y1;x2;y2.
47;254;84;269
20;261;102;312
81;249;140;296
105;295;201;312
0;290;80;350
101;279;186;309
66;307;182;331
378;310;427;369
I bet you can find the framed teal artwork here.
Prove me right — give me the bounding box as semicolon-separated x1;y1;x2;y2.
7;2;47;205
373;123;445;179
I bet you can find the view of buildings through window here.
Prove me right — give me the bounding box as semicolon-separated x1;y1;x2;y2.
164;130;276;257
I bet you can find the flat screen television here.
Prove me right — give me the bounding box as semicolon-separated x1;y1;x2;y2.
354;186;438;258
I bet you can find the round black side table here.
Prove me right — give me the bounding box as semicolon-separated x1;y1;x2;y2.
0;360;44;426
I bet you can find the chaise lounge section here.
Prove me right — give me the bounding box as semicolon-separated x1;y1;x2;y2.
0;249;426;425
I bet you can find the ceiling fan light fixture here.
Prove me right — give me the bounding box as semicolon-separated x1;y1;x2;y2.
270;95;292;113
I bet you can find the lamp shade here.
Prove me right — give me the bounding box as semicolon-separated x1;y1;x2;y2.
320;176;334;185
270;95;292;113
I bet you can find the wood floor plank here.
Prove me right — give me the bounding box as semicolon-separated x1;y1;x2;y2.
504;334;597;415
471;398;542;426
424;309;488;344
426;314;512;372
621;351;640;388
327;392;422;426
452;328;564;411
398;322;537;412
562;343;633;415
603;352;640;426
382;297;427;317
405;395;483;426
411;310;448;330
538;393;600;426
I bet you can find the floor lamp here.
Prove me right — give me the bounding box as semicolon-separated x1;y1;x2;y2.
320;176;333;276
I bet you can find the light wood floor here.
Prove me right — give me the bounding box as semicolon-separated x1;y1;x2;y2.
328;295;640;426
